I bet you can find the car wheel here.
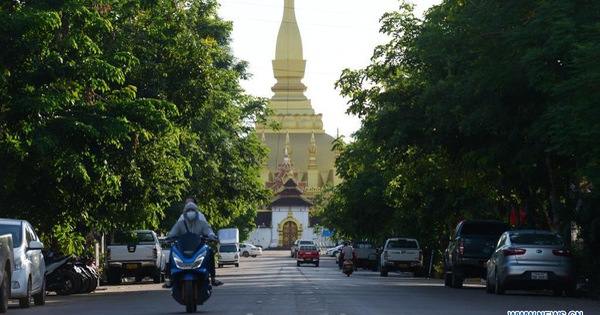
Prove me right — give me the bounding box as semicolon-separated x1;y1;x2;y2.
19;277;32;308
380;267;388;277
494;272;505;295
0;268;9;313
451;269;463;289
297;261;300;267
565;283;578;297
485;278;495;294
444;272;452;287
242;251;249;258
218;264;223;268
33;276;46;305
235;263;239;267
106;270;121;285
315;262;319;267
252;255;257;258
152;269;162;284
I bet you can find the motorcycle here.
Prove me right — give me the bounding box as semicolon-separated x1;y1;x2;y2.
169;233;213;313
45;255;76;294
45;254;99;295
343;259;354;277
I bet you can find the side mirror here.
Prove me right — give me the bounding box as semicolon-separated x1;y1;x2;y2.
29;240;43;251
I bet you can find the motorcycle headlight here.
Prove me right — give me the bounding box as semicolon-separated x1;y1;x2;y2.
173;251;206;270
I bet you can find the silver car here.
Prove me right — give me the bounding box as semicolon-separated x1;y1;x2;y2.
486;230;574;296
0;219;46;308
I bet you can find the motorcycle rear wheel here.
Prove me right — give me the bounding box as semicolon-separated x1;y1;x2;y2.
58;271;81;295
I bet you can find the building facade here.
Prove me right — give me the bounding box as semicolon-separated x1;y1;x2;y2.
248;0;339;249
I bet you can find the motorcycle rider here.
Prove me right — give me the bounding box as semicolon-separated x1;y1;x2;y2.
339;241;356;269
164;200;223;288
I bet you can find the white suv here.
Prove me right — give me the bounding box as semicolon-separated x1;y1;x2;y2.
0;219;46;308
217;243;239;268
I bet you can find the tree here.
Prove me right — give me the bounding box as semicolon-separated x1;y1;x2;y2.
327;0;600;287
0;0;270;254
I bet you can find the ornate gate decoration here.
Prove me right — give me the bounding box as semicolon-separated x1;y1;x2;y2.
277;211;303;248
282;221;297;248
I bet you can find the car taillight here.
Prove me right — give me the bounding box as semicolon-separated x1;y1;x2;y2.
458;240;464;257
153;247;158;259
552;249;572;257
503;248;526;256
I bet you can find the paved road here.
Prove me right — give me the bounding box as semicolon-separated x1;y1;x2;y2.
7;250;600;314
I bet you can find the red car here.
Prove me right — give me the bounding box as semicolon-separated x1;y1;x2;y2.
296;245;319;267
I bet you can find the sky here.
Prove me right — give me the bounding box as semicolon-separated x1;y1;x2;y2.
218;0;441;139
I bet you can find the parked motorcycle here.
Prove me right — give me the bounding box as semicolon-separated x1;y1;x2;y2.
45;254;99;295
169;233;213;313
343;259;354;277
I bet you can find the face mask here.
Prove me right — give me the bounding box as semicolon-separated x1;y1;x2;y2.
186;211;198;220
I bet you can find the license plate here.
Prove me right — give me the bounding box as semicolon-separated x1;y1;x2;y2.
398;264;408;268
305;258;312;261
531;272;547;280
125;263;139;270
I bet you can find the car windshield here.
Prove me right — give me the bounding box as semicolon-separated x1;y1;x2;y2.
111;231;155;245
353;242;376;249
300;245;317;251
299;241;312;245
510;233;563;246
460;222;509;236
220;244;237;253
0;224;21;247
387;239;418;249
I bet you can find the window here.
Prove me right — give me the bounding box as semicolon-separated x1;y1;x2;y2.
0;224;22;247
510;233;563;246
460;222;510;236
219;244;238;253
387;239;418;249
111;231;156;245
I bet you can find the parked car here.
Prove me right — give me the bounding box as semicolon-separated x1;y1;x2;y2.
486;230;575;296
218;243;239;268
239;243;262;257
380;238;423;277
105;230;163;284
444;220;511;288
296;245;319;267
290;240;315;258
326;245;343;257
158;236;171;279
353;241;379;271
0;219;46;308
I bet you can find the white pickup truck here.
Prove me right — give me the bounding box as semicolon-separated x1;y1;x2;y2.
105;230;164;284
379;238;424;277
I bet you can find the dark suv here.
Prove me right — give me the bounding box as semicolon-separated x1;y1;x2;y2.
444;220;510;288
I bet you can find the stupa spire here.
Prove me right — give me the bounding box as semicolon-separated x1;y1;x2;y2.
270;0;313;113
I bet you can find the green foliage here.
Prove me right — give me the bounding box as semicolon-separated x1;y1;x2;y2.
324;0;600;286
0;0;269;254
